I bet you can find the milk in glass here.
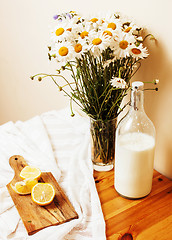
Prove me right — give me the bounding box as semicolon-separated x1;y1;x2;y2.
115;132;155;198
114;81;156;199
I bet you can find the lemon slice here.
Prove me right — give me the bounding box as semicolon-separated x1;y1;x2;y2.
20;166;41;180
11;178;38;195
31;183;55;206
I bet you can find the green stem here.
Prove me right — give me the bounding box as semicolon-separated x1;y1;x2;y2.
98;88;113;117
70;98;75;116
143;33;155;42
32;73;74;92
34;73;83;109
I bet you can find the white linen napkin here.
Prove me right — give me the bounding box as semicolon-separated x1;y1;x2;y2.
0;108;106;240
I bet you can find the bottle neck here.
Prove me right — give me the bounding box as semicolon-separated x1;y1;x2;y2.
130;88;144;111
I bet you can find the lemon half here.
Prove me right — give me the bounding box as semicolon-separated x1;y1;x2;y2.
11;178;38;195
19;166;41;180
31;183;55;206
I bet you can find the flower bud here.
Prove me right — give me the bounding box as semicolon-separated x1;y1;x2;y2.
38;77;42;81
53;15;59;20
48;53;52;61
154;79;159;85
150;34;156;40
30;76;34;80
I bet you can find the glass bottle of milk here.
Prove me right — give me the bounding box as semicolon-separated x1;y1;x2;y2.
115;81;156;199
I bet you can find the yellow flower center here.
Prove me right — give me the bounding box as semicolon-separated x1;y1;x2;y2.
59;47;68;56
80;31;89;39
119;40;128;49
74;44;82;53
131;48;141;55
124;27;132;33
107;22;116;30
55;28;64;36
103;30;112;37
92;38;102;45
90;18;98;23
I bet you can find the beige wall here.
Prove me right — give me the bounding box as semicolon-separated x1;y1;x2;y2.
0;0;172;178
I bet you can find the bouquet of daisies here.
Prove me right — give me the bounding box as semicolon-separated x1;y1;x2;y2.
31;11;155;167
33;11;149;121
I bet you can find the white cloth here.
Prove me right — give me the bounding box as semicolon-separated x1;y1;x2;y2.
0;108;106;240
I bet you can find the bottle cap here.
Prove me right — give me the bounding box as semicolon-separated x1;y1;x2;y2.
132;81;144;90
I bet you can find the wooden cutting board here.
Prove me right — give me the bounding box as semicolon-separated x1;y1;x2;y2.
6;155;78;235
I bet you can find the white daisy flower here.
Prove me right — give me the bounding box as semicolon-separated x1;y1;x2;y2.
129;43;149;60
100;21;120;40
51;21;73;43
51;42;74;63
88;30;111;57
72;38;89;59
103;16;122;32
51;16;82;44
102;28;115;38
123;22;140;35
74;21;94;40
114;32;135;58
110;77;127;89
88;14;105;28
120;15;142;36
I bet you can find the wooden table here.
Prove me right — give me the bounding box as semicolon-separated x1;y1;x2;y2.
94;169;172;240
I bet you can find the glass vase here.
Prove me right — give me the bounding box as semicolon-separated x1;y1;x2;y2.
90;118;117;171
